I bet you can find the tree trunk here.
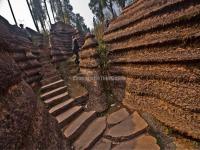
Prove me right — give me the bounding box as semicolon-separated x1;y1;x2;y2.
120;0;126;8
7;0;17;26
39;16;46;32
26;0;40;32
58;0;65;23
49;0;56;22
108;0;116;19
99;1;104;23
44;0;52;25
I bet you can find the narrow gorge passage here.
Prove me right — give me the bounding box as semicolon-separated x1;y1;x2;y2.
1;0;200;149
39;49;160;150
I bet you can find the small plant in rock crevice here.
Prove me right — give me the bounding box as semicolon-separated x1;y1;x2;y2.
97;40;109;73
96;40;115;109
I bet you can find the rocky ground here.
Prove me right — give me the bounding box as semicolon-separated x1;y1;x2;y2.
39;55;160;150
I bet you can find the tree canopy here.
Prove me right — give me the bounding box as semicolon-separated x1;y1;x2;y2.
26;0;89;33
89;0;133;23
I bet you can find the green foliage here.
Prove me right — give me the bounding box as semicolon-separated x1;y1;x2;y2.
28;0;48;32
50;0;89;33
93;21;105;41
75;13;90;33
89;0;134;23
97;40;109;73
50;0;64;21
97;40;115;107
28;0;89;33
89;0;105;22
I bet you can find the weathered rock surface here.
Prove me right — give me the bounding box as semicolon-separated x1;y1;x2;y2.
112;135;160;150
0;52;69;149
93;138;112;150
95;108;159;150
105;112;148;142
104;0;200;139
0;15;42;86
74;117;107;150
107;108;129;126
50;22;75;64
40;63;161;150
79;33;108;112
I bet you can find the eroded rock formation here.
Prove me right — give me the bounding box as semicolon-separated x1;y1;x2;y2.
79;33;108;112
0;16;42;87
50;22;75;64
104;0;200;139
26;27;44;59
0;52;69;149
0;16;70;150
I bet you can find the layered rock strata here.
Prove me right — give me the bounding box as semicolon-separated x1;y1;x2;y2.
79;33;108;112
50;22;75;64
0;16;42;86
104;0;200;139
0;50;69;149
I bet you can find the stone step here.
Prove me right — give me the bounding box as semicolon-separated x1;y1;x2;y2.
64;111;97;142
93;139;112;150
41;75;61;86
74;117;106;150
41;79;65;93
44;92;70;107
48;92;88;116
112;135;160;150
40;86;68;101
105;112;148;142
69;92;89;106
49;96;84;116
56;106;83;129
107;108;129;126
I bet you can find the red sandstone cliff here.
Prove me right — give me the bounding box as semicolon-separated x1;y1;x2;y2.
0;16;70;149
104;0;200;139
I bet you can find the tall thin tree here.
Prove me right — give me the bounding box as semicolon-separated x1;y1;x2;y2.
49;0;56;22
106;0;116;18
26;0;40;32
44;0;52;25
58;0;65;23
30;0;47;32
89;0;105;23
7;0;17;25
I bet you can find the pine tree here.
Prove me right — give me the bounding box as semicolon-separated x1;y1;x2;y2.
89;0;105;22
49;0;56;22
30;0;47;32
26;0;40;32
44;0;52;25
7;0;17;25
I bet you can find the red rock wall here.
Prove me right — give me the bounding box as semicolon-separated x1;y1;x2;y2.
0;17;70;150
79;34;108;112
75;30;86;48
26;27;44;59
104;0;200;139
0;16;42;86
50;22;75;63
0;52;70;150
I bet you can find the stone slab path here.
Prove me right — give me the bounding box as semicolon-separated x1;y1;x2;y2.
39;57;160;150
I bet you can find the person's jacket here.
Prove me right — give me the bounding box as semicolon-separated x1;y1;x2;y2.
72;38;80;53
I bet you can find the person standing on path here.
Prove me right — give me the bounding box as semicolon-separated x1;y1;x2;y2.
72;35;80;65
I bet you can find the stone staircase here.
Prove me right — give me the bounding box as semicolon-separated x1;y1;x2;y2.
39;57;160;150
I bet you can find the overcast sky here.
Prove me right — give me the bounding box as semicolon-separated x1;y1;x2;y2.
0;0;94;30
